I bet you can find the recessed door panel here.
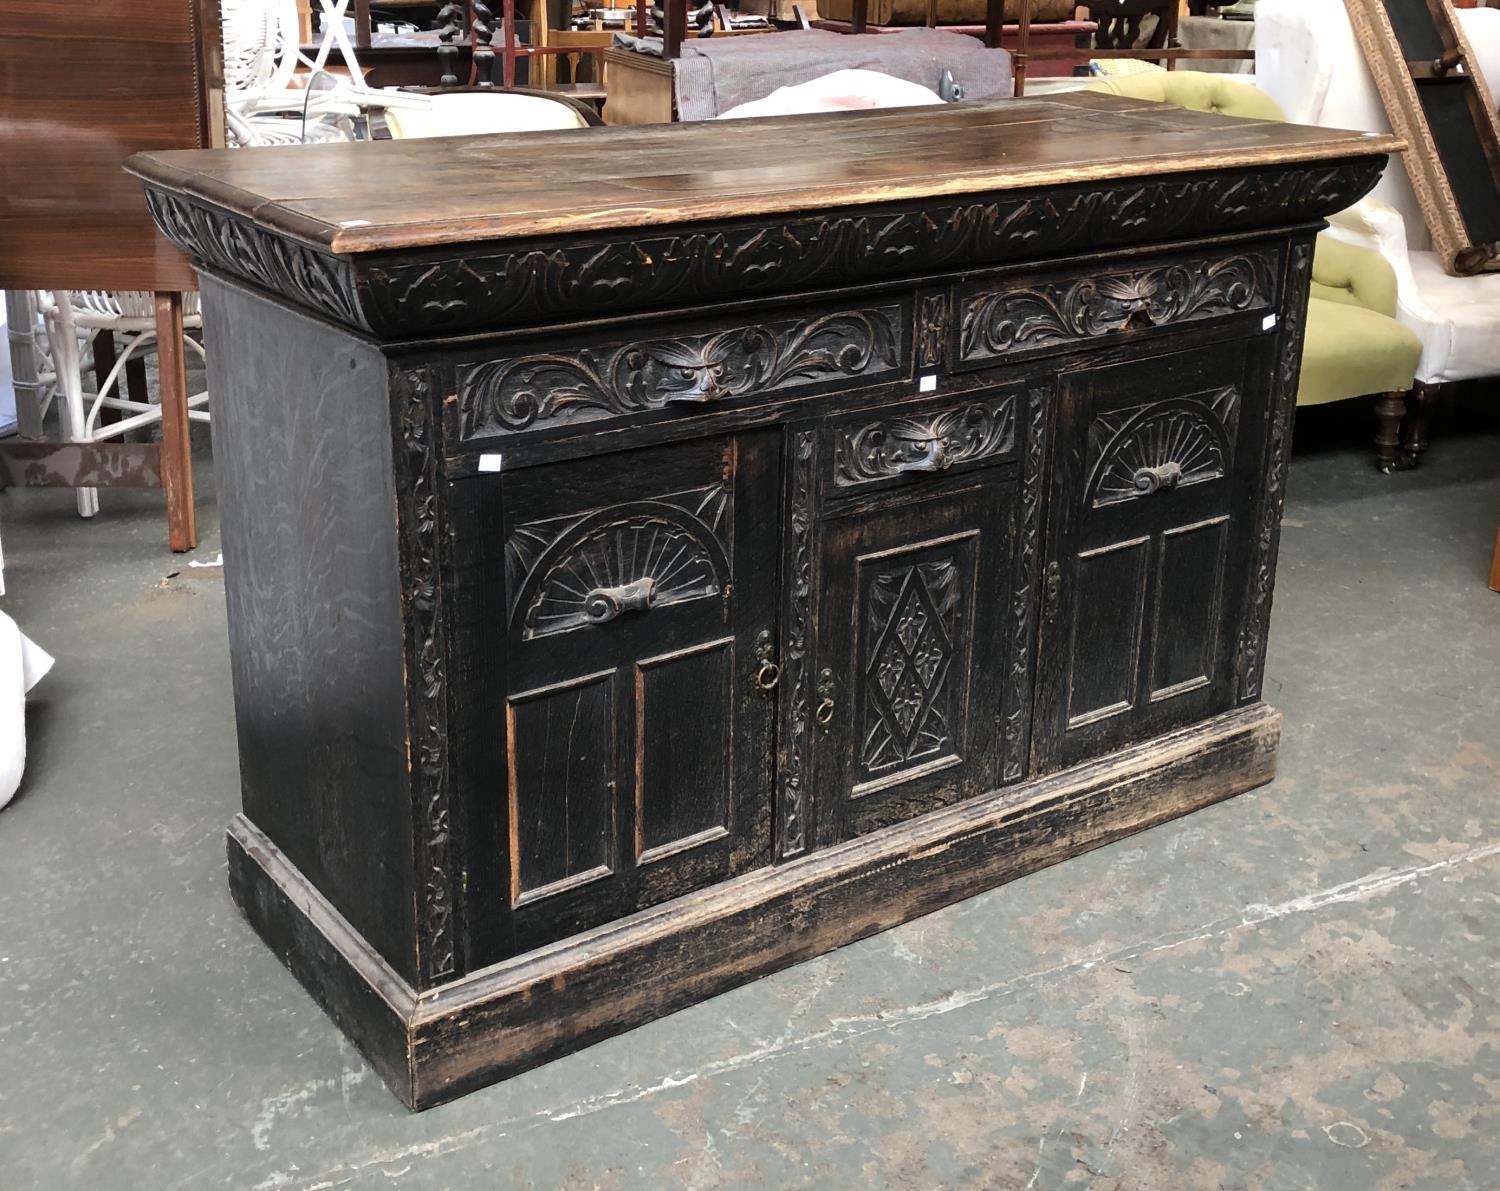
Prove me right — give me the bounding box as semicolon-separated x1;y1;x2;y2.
1066;536;1150;728
507;671;617;906
1150;516;1229;701
636;638;733;861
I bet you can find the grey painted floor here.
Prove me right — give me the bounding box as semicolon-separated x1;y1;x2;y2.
1;406;1498;1191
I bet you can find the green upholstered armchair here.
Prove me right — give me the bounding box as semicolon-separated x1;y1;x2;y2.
1086;72;1424;471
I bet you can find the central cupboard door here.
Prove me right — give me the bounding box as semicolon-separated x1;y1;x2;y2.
499;431;780;953
807;390;1022;849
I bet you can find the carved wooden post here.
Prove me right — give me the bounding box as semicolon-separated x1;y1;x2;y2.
471;0;496;86
435;0;466;86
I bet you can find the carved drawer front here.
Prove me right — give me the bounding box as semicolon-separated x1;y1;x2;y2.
823;385;1022;498
1032;335;1274;773
953;244;1280;370
453;301;908;446
807;466;1018;848
493;432;780;958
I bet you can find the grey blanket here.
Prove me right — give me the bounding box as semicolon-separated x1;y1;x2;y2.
665;29;1012;121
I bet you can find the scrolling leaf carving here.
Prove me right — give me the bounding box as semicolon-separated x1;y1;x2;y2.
959;254;1275;361
458;308;901;437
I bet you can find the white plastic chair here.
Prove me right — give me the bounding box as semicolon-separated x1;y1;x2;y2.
38;291;210;519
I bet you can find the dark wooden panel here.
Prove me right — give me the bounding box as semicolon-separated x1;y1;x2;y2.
636;639;733;860
0;0;222;291
1149;516;1228;700
201;276;417;983
1066;536;1150;727
508;671;617;904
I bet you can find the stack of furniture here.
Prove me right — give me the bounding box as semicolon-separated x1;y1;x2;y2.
1256;0;1500;467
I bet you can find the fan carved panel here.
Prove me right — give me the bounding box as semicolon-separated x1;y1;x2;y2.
507;485;731;640
1086;387;1240;508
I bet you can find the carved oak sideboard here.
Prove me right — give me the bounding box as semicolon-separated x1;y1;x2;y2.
129;94;1397;1109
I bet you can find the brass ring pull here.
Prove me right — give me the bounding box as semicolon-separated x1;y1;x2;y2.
754;660;781;692
814;668;835;730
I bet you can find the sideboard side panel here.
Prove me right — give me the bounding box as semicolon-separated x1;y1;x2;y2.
202;276;417;984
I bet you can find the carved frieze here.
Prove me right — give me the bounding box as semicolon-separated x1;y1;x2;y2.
1085;386;1241;507
833;393;1016;487
144;189;364;329
959;253;1276;363
458;308;902;438
144;158;1383;337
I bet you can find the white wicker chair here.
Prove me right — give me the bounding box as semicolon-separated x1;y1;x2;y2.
223;0;362;146
38;291;210;519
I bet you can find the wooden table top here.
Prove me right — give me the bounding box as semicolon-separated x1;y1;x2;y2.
127;93;1401;256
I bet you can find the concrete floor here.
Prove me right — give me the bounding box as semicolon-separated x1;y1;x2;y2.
1;403;1498;1191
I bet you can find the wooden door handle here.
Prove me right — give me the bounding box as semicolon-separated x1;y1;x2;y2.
583;577;657;622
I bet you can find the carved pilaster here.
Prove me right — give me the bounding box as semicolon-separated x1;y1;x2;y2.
779;429;817;858
395;366;457;985
1237;238;1314;702
1002;386;1049;783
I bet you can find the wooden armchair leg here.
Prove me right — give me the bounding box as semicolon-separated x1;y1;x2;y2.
154;292;197;553
1374;391;1406;473
1402;379;1439;466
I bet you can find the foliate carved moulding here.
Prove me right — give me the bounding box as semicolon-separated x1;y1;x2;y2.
833;393;1017;487
394;366;457;985
144;189;364;330
959;252;1276;363
1238;240;1313;701
145;159;1383;338
360;163;1379;336
458;308;902;438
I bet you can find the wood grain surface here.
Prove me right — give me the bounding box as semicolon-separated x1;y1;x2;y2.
127;93;1402;253
0;0;223;291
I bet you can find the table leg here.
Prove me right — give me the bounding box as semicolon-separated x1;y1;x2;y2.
154;293;197;553
1489;519;1500;593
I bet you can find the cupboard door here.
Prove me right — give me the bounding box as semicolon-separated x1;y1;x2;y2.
1032;335;1270;772
810;467;1016;847
500;431;779;954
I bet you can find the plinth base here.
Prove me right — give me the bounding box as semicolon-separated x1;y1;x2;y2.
228;702;1280;1110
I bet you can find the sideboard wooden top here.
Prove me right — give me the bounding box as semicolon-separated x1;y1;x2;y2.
127;93;1400;254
